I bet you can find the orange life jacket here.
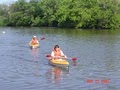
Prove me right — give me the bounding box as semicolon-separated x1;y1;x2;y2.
53;48;61;57
31;39;38;44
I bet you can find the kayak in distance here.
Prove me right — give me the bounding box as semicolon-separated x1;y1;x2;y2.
29;36;40;49
29;43;40;49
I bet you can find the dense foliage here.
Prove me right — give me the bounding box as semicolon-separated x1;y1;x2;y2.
0;0;120;29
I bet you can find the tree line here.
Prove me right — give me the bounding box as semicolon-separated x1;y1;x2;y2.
0;0;120;29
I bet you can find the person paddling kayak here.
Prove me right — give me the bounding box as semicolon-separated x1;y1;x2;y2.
29;36;39;45
51;45;67;59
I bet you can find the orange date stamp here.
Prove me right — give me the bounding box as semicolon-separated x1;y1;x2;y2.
86;79;110;84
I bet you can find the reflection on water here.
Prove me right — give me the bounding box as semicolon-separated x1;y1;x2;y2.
72;60;77;66
46;66;69;84
29;48;40;62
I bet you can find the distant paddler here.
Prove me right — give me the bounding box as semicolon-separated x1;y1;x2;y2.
29;36;40;49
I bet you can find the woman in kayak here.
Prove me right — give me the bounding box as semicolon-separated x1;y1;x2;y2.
51;45;67;59
29;36;39;45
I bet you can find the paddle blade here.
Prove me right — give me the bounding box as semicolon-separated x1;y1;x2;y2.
41;37;45;40
46;54;51;57
72;58;77;61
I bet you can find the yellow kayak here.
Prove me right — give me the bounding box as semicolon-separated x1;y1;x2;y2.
49;59;69;67
29;43;40;49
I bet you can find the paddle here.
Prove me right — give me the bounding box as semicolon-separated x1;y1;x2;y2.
46;54;51;57
40;37;45;40
46;54;77;61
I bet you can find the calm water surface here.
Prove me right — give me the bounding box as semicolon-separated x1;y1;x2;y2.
0;27;120;90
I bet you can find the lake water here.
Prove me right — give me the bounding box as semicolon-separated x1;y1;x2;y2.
0;27;120;90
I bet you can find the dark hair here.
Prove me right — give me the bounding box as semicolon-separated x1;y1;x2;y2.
54;45;59;49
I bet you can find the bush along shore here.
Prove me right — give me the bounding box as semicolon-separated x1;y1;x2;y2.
0;0;120;29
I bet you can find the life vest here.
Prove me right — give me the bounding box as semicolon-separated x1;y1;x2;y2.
53;48;61;57
31;39;38;44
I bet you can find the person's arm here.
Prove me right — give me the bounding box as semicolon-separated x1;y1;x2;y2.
29;40;32;45
51;51;54;57
60;50;67;58
35;39;39;44
37;40;39;44
29;38;33;45
60;50;64;56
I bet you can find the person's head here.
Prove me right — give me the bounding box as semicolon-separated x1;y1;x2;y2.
54;45;60;51
33;36;37;39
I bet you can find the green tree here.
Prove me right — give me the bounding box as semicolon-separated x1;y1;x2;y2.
0;0;120;29
0;4;9;26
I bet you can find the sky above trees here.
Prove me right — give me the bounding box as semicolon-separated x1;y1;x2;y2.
0;0;17;4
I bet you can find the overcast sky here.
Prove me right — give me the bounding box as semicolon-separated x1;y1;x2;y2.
0;0;17;4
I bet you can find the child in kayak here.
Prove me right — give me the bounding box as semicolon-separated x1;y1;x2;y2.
51;45;67;59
